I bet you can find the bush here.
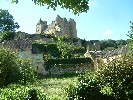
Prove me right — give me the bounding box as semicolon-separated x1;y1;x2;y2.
45;57;93;70
0;48;19;87
0;84;47;100
66;53;133;100
18;59;36;85
0;31;15;42
97;53;133;99
45;58;92;65
0;48;36;87
66;70;114;100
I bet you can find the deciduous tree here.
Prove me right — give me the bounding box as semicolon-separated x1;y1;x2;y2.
10;0;89;15
0;9;19;33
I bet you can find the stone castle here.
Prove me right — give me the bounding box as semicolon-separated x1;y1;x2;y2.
0;15;129;75
0;15;80;75
36;15;77;38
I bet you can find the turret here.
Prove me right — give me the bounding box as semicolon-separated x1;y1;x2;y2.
36;18;47;34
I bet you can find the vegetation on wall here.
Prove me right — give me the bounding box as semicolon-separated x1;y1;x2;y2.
33;36;86;60
44;57;93;70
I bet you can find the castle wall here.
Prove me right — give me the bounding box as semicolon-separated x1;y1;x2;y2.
40;15;77;38
68;18;77;39
36;19;47;34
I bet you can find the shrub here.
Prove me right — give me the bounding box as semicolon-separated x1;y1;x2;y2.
45;57;93;71
0;31;15;42
0;48;19;87
97;53;133;99
18;59;36;85
0;48;36;87
66;53;133;100
0;84;47;100
66;70;114;100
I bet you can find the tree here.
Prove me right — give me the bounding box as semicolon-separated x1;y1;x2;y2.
0;48;19;87
128;21;133;40
10;0;89;15
0;31;16;42
128;21;133;49
0;9;19;33
0;48;35;87
18;59;35;85
67;54;133;100
57;36;75;58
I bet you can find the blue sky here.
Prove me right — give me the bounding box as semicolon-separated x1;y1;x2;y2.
0;0;133;40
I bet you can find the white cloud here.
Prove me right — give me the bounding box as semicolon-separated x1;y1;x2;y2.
103;29;112;36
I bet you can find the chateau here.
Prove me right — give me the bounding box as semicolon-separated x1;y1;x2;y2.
36;15;77;38
0;15;129;75
0;15;80;75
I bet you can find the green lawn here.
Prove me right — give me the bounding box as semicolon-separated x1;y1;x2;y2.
34;76;79;100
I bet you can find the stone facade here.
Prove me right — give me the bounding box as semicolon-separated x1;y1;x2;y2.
36;18;48;34
36;15;77;38
0;32;48;75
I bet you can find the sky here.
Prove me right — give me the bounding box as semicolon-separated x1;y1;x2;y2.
0;0;133;40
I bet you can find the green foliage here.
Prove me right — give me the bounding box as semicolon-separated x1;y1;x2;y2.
35;76;78;100
33;42;60;58
57;36;75;58
18;59;36;85
100;39;118;50
33;36;83;59
0;31;15;42
81;39;87;49
0;48;35;87
86;39;128;51
32;41;47;52
128;21;133;39
66;70;113;100
67;54;133;100
73;47;86;54
45;57;92;65
97;54;133;99
0;9;19;33
128;21;133;49
0;84;47;100
0;48;19;87
10;0;89;15
45;57;93;71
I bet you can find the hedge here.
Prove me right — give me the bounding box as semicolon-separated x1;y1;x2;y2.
45;57;92;65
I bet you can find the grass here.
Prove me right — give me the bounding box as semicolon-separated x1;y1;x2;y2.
0;73;80;100
34;75;79;100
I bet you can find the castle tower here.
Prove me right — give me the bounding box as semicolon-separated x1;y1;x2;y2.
36;18;47;34
68;18;77;39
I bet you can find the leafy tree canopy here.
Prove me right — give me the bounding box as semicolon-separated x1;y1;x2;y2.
0;31;15;42
0;9;19;33
10;0;89;15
